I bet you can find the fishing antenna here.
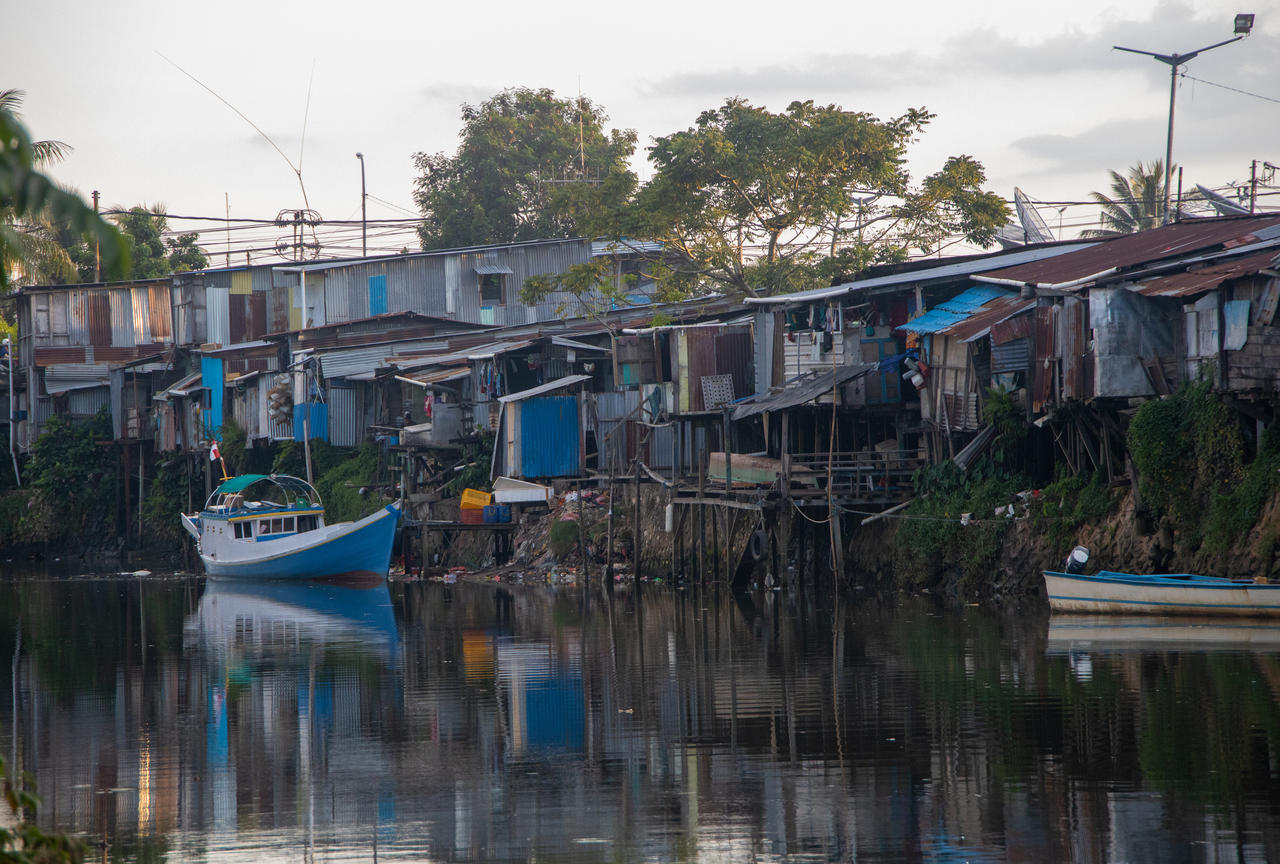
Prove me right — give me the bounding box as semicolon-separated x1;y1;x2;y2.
156;51;312;212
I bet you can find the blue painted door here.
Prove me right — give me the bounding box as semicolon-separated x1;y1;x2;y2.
368;274;387;316
521;396;579;478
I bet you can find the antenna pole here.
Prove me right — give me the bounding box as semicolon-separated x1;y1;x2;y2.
224;193;231;267
92;190;100;282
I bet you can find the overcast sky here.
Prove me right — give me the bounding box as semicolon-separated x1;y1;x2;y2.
4;0;1278;261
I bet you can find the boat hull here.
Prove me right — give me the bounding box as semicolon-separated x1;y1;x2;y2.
1044;569;1280;617
200;502;400;581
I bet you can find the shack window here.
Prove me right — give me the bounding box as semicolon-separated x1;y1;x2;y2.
480;273;505;304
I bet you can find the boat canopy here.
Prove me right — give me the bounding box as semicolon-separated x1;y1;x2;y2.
210;474;322;508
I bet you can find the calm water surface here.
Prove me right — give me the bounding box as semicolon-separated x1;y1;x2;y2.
1;573;1279;862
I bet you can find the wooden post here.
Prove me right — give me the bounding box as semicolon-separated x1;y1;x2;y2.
576;480;585;575
697;442;707;583
633;460;642;588
606;471;615;592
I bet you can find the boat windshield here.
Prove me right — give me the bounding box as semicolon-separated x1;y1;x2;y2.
205;474;322;510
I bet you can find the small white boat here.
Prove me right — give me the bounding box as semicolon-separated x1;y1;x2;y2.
1044;547;1280;617
181;473;399;581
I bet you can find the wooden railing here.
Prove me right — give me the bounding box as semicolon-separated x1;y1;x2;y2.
787;449;921;496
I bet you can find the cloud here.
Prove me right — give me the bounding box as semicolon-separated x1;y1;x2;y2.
639;1;1265;103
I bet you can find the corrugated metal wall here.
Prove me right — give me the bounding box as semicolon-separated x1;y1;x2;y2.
327;383;361;447
520;395;580;478
67;386;110;417
207;284;230;346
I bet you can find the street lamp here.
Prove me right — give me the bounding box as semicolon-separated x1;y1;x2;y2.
1115;13;1254;224
355;151;367;257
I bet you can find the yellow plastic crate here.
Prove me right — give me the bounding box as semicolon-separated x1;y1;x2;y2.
461;488;492;508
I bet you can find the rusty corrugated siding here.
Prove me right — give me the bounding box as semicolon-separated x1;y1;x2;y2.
1132;247;1279;297
1061;298;1088;399
88;293;111;346
984;215;1280;286
1033;305;1056;410
148;284;171;340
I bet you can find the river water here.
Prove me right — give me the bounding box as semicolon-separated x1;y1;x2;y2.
1;573;1279;862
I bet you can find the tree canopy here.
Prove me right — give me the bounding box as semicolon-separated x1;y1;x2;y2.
523;96;1009;303
413;87;637;250
114;205;208;279
0;90;127;290
1082;160;1170;238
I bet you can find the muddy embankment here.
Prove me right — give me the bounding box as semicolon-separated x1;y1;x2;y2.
848;484;1280;604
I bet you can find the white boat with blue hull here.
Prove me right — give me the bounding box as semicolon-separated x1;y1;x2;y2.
1044;546;1280;617
182;473;400;581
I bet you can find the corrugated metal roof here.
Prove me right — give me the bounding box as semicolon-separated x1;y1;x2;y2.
982;215;1280;287
942;296;1036;343
498;374;591;404
743;243;1096;306
901;286;1020;335
398;366;470;387
732;364;870;420
473;262;514;275
1128;247;1280;298
44;363;110;394
591;239;666;256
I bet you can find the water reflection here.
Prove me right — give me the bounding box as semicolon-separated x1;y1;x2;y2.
2;578;1280;861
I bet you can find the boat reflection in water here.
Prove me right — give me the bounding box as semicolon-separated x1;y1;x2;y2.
190;578;401;855
1047;614;1280;654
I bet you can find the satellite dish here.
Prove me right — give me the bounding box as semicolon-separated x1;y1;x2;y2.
1014;188;1055;244
1195;184;1250;216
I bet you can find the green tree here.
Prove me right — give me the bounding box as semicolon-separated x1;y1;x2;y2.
530;98;1008;302
413;87;637;249
113;204;206;279
114;205;207;279
0;90;126;290
1082;160;1169;238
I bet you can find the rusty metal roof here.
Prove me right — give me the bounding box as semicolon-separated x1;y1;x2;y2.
1129;247;1280;298
941;295;1037;343
982;215;1280;287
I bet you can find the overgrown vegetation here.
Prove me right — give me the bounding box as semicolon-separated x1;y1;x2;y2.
1126;378;1264;553
894;389;1031;595
14;410;120;546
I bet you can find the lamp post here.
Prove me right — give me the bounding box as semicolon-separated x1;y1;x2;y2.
355;152;367;257
1115;13;1254;225
3;336;18;487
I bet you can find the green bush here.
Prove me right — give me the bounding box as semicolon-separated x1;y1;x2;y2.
549;520;580;560
26;410;119;542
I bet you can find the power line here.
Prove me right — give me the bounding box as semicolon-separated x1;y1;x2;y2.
1181;72;1280;106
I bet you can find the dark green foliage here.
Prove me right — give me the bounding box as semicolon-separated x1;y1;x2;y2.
0;491;26;548
445;432;494;498
114;206;207;280
1203;432;1280;555
141;457;190;546
1127;379;1245;541
0;755;85;862
26;410;118;541
0;92;129;291
413;87;636;249
896;457;1027;594
1035;469;1116;549
549;520;580;559
314;444;383;524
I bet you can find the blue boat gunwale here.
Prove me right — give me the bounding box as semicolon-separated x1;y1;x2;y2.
1044;569;1280;591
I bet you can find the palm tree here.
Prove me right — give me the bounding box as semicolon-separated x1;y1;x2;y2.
0;90;126;290
1082;160;1169;238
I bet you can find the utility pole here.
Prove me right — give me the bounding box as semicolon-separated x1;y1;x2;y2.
92;190;100;282
356;152;367;257
1115;14;1254;225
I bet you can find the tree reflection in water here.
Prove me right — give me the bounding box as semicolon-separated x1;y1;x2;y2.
0;576;1278;861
